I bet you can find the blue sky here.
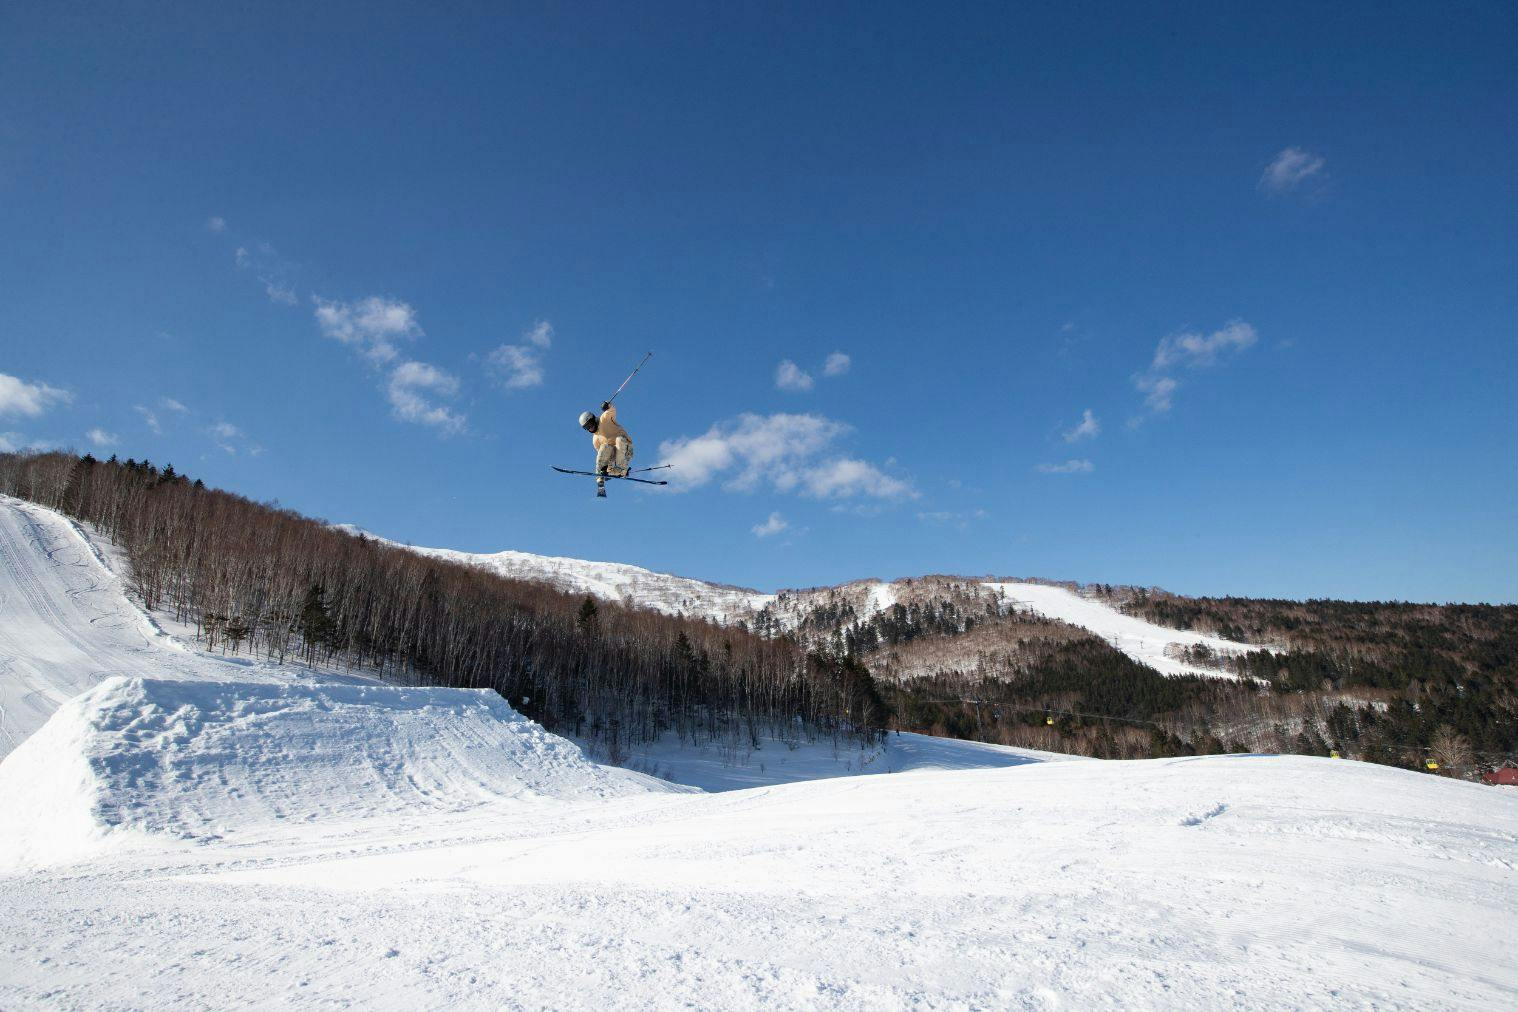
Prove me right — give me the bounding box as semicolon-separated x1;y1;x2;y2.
2;1;1514;603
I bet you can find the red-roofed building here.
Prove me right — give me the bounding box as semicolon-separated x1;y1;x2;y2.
1480;763;1518;787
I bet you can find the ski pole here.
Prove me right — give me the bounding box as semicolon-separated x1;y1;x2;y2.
606;351;653;405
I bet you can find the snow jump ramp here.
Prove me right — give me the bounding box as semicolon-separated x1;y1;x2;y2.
0;677;672;870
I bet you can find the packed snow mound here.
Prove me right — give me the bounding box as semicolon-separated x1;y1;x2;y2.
0;494;318;759
0;677;673;869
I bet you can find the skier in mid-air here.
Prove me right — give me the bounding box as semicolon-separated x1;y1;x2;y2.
553;351;669;497
579;401;634;498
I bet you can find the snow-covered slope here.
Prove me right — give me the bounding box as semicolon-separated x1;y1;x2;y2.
987;580;1262;678
339;525;775;623
0;494;329;759
4;497;1517;1007
359;519;1261;679
0;676;675;870
4;752;1515;1008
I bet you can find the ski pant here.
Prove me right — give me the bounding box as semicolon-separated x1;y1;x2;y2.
596;436;634;476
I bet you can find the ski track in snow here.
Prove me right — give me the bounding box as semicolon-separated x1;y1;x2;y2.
4;496;1518;1008
984;581;1265;679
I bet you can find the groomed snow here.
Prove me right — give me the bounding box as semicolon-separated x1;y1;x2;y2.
985;581;1263;679
3;496;1518;1007
3;752;1515;1008
0;676;677;871
0;495;348;760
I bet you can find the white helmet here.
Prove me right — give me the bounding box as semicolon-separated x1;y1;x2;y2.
578;411;598;433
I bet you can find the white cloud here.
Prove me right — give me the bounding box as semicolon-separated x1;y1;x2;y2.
1132;320;1257;416
1036;459;1094;474
917;508;988;526
751;512;789;538
209;421;245;454
313;296;421;364
798;457;914;499
86;428;118;447
1150;320;1257;372
134;406;162;434
524;319;553;349
1134;375;1179;413
0;372;71;418
207;216;227;233
823;352;851;377
0;432;56;453
486;321;554;390
775;359;814;392
160;397;188;413
233;241;299;305
1260;147;1326;194
264;281;298;305
658;412;914;501
387;361;466;433
1062;408;1100;443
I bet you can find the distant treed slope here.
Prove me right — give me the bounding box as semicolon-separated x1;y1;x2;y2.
338;526;773;625
0;452;887;762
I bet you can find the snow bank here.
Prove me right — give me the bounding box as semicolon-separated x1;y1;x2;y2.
0;495;320;759
53;753;1509;1010
0;677;671;870
985;580;1261;678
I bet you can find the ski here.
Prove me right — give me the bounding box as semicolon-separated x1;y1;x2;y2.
551;466;669;486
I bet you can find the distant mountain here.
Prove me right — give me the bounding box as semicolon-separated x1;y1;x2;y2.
344;526;1259;682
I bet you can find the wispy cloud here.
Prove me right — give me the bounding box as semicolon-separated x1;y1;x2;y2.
1134;375;1179;414
313;296;420;364
0;372;71;418
916;508;987;528
0;432;56;453
1150;320;1258;371
160;397;189;413
775;359;814;392
206;216;227;233
751;512;789;538
486;320;553;390
1036;459;1094;475
387;361;466;434
823;352;851;377
86;428;118;448
659;412;915;501
1131;320;1257;419
134;406;162;434
312;294;467;434
210;421;245;454
1062;408;1100;443
1260;147;1326;194
234;240;298;305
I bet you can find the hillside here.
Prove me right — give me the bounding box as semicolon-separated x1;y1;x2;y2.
360;526;1259;680
4;721;1515;1007
6;450;1515;774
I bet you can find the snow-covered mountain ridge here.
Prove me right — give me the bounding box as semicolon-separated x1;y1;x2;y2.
343;524;1261;679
